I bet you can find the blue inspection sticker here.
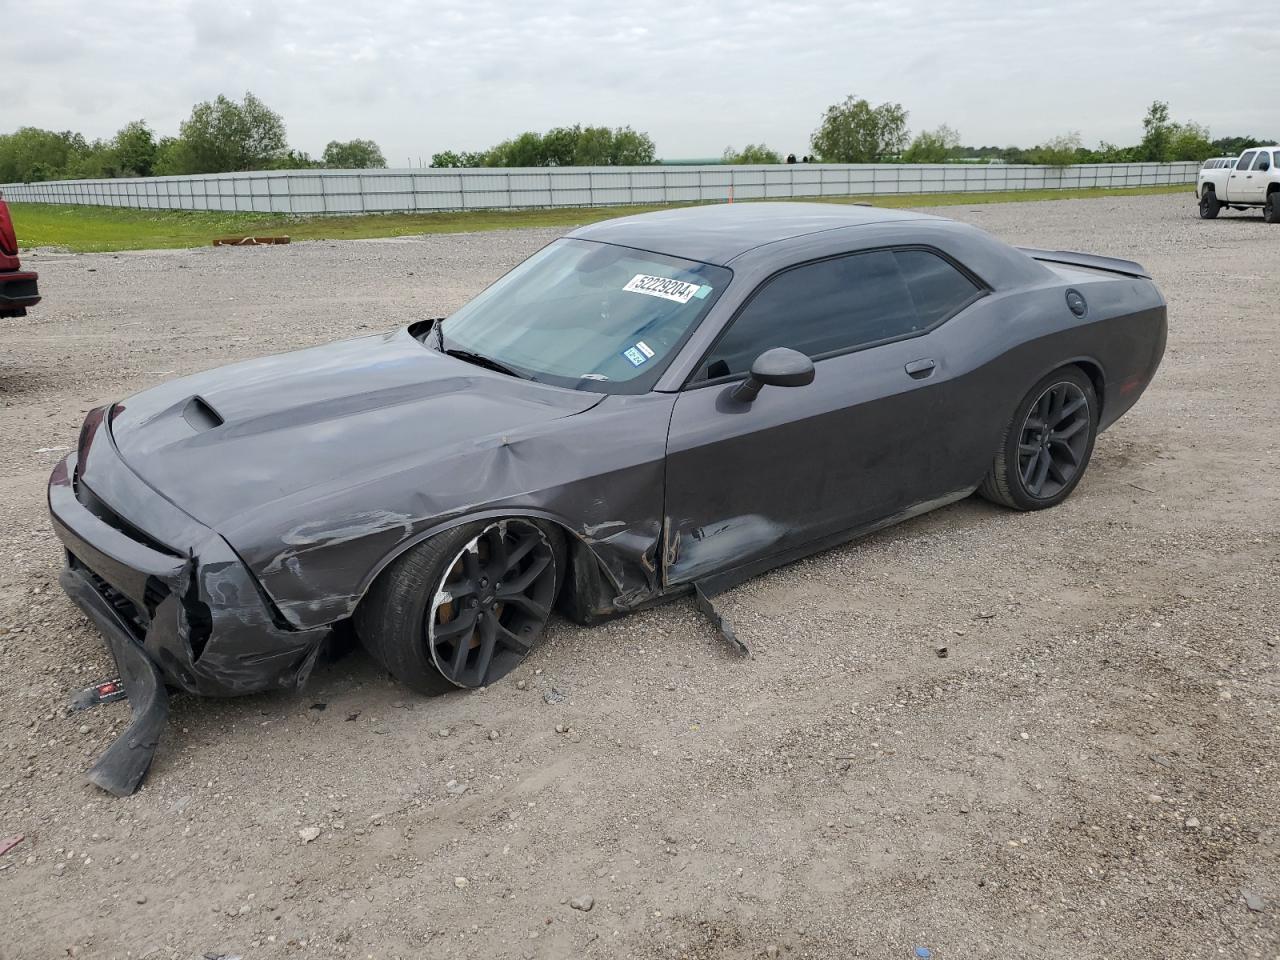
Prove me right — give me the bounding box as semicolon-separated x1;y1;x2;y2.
622;340;655;367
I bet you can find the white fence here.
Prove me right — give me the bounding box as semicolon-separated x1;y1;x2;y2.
0;162;1199;215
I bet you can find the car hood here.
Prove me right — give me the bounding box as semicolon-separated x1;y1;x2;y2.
108;327;603;532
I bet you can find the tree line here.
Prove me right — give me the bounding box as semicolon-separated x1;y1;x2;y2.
436;98;1269;169
0;93;387;183
3;91;1272;184
429;125;656;168
785;97;1270;166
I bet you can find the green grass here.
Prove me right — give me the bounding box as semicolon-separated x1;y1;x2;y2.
10;184;1190;254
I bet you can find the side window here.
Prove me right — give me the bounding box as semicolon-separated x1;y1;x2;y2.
700;250;918;379
1253;151;1271;171
1237;152;1256;170
892;249;982;326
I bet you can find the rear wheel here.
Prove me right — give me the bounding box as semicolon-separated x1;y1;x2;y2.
1265;192;1280;224
355;518;563;695
1199;190;1220;219
979;366;1098;511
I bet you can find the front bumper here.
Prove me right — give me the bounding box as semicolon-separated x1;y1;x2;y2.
0;269;39;315
48;436;330;698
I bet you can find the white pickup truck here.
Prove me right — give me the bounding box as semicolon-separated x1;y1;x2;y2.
1197;147;1280;222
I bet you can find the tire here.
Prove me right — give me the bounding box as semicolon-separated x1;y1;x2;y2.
1198;190;1220;219
979;365;1098;511
1265;192;1280;224
354;518;565;695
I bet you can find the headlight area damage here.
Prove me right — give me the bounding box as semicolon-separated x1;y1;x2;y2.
48;412;330;796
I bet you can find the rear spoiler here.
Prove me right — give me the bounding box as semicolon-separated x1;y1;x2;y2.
1017;247;1151;280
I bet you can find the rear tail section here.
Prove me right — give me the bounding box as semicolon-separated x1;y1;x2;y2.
1018;246;1166;432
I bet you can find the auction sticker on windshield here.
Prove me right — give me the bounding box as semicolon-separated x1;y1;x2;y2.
623;274;704;304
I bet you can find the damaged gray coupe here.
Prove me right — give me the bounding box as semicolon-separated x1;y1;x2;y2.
49;202;1166;794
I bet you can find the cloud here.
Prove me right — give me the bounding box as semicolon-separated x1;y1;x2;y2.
2;0;1272;162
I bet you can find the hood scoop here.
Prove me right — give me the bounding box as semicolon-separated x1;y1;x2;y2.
182;396;224;432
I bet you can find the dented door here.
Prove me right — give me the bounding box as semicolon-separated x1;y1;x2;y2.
662;338;948;587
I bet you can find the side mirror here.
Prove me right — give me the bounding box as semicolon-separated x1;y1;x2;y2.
731;347;815;403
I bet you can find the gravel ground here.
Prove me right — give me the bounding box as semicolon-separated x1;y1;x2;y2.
1;192;1277;960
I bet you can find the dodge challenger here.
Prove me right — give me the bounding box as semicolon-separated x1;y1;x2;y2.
48;202;1167;794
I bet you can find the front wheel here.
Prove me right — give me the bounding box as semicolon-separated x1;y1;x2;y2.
979;366;1098;511
1199;190;1220;219
355;518;564;695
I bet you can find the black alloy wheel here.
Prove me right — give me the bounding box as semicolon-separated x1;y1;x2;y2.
979;365;1098;511
1017;381;1091;500
426;519;557;688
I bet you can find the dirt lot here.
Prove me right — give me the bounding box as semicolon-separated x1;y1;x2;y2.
1;192;1277;960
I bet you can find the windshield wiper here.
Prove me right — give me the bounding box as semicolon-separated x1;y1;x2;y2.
443;347;529;380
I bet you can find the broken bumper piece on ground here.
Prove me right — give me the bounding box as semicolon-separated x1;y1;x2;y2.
60;567;169;797
69;677;129;711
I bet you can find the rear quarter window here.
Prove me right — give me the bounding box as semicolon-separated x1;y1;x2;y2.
893;249;983;326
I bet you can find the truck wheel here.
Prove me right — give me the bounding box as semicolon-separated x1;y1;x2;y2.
1265;193;1280;224
1198;191;1220;219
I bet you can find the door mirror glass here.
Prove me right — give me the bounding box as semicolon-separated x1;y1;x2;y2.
731;347;815;402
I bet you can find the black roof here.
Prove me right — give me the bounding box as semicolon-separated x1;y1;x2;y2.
568;201;939;266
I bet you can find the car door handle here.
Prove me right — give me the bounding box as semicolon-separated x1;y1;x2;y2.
905;358;937;379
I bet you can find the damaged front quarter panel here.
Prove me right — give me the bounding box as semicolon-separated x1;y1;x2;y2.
221;388;680;632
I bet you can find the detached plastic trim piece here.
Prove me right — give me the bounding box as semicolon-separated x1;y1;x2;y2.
60;568;169;797
693;581;750;657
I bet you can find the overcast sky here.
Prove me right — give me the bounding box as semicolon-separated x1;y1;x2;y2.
3;0;1275;164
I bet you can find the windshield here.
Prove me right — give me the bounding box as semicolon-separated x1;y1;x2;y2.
440;238;730;393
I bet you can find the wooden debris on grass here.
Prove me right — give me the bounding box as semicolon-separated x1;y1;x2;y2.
212;236;291;246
